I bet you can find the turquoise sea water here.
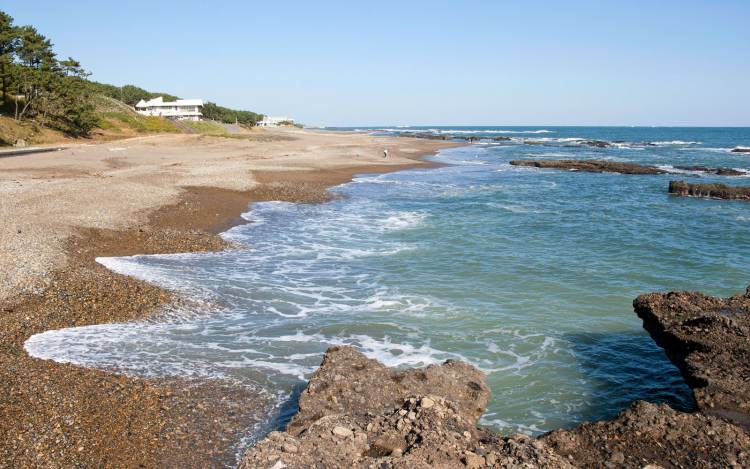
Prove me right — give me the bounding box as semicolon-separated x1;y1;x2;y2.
26;127;750;445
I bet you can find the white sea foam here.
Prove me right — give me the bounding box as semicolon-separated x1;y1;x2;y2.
650;140;702;145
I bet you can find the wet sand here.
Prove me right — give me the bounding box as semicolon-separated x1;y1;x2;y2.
0;128;458;467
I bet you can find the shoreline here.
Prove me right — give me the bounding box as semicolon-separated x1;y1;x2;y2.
1;129;459;467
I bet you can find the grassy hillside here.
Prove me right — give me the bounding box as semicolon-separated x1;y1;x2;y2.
0;116;68;146
0;93;262;145
92;95;180;138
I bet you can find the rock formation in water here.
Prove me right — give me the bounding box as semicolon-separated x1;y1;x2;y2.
241;286;750;468
509;159;666;175
580;140;611;148
239;346;571;468
510;160;748;178
406;133;511;143
634;287;750;429
668;180;750;200
731;147;750;153
672;165;746;176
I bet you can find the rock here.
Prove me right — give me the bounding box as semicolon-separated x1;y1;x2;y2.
332;426;353;438
509;159;666;175
580;140;611;148
542;401;750;468
731;147;750;153
239;346;572;468
462;450;484;468
634;286;750;429
668;180;750;201
715;167;746;176
672;165;746;176
609;451;625;463
14;138;27;148
281;443;298;453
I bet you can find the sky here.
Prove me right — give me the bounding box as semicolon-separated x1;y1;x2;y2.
5;0;750;126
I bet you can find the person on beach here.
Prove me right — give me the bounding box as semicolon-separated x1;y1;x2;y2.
383;149;389;158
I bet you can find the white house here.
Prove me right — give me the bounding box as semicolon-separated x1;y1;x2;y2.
257;116;294;127
135;96;204;121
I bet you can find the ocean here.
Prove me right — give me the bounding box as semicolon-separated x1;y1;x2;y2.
25;126;750;447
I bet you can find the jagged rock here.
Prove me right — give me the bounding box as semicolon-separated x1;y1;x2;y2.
668;180;750;200
731;147;750;153
510;159;666;175
239;346;572;468
634;286;750;429
542;401;750;469
673;165;746;176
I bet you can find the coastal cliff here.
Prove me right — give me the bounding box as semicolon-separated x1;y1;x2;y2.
241;287;750;468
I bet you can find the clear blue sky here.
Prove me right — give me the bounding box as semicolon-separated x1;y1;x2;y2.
6;1;750;126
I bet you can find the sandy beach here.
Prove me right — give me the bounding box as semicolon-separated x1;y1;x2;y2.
0;128;458;467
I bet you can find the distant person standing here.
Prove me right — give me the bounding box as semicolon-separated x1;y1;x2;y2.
383;149;389;158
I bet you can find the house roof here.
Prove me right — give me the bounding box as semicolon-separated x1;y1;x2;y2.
135;96;203;108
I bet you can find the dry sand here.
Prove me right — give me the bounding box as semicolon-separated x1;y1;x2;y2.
0;128;458;468
1;128;453;304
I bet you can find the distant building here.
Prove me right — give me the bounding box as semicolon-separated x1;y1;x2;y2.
135;96;203;121
257;116;295;127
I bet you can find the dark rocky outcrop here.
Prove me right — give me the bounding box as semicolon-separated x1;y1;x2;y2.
731;147;750;153
408;133;452;141
580;140;611;148
239;346;571;468
405;134;511;143
673;165;746;176
510;159;666;175
668;180;750;200
634;287;750;429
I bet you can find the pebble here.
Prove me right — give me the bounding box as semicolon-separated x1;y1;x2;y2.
421;397;435;409
332;426;353;438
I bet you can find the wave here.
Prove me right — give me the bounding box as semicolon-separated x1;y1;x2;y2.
649;140;702;146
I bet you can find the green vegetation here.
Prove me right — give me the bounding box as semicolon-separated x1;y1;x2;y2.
176;119;228;135
87;81;180;107
0;11;97;136
201;101;263;126
0;10;264;142
99;111;179;133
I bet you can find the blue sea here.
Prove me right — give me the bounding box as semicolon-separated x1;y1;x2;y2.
25;126;750;449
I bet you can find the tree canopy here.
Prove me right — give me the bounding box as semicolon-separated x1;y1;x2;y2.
0;11;97;136
0;10;263;137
